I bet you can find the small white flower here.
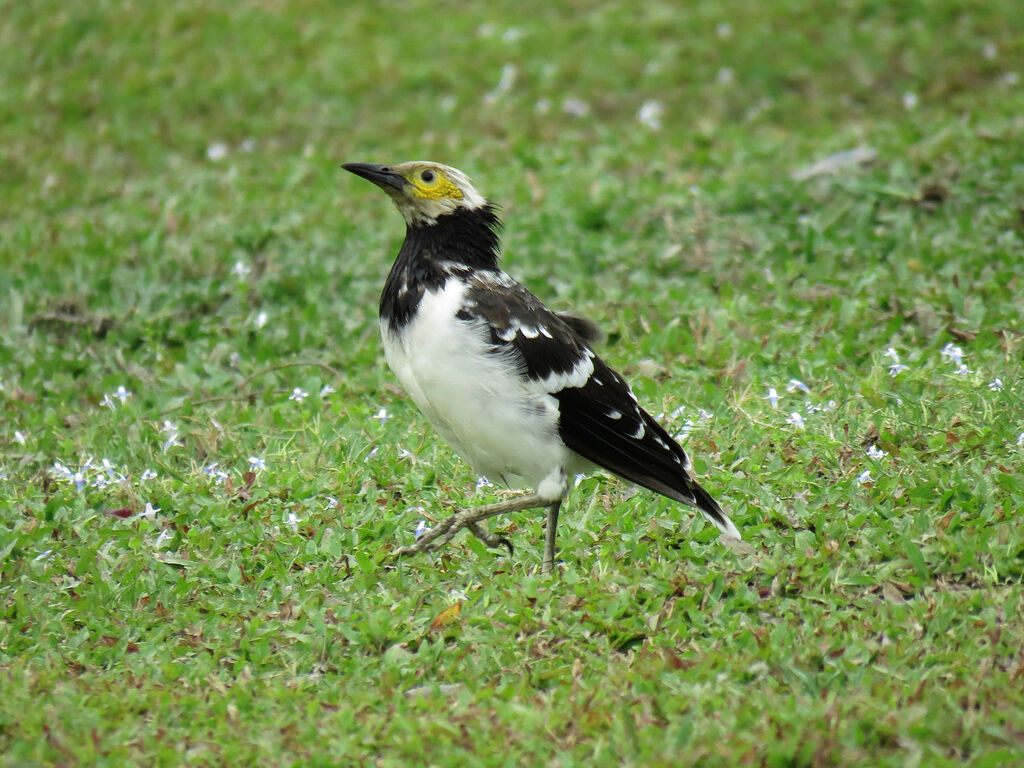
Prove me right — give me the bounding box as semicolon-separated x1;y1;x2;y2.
51;461;73;481
253;311;268;329
535;98;551;115
476;476;494;491
206;142;228;161
856;470;873;484
240;137;255;153
902;92;918;110
673;419;696;441
397;448;414;461
232;260;251;277
34;549;53;562
983;42;997;60
112;386;131;403
162;434;181;453
786;412;805;430
940;343;964;366
13;430;26;445
363;446;379;462
154;529;173;548
988;378;1004;391
866;445;888;460
765;387;781;409
324;496;338;510
786;379;810;394
716;67;735;85
562;98;591;117
502;27;523;42
229;352;242;366
320;384;335;397
289;387;309;402
636;100;664;130
668;405;687;422
484;63;517;104
141;502;160;520
1017;432;1024;447
100;393;116;408
695;408;713;424
373;407;390;424
955;364;972;376
716;22;733;38
806;400;837;414
888;364;909;377
285;511;301;531
883;347;900;362
140;468;158;482
202;463;229;484
414;520;430;539
248;456;266;472
161;421;178;434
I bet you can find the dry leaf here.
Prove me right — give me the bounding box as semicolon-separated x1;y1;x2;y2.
429;602;462;633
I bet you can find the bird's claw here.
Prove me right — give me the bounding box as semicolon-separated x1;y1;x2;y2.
467;522;514;555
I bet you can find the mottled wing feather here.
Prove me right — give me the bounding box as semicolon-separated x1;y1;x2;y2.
554;368;734;533
456;272;594;385
555;360;687;494
452;271;733;534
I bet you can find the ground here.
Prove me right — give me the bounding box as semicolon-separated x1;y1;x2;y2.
1;1;1023;766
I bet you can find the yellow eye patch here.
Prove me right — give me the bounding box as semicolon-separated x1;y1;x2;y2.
410;170;463;201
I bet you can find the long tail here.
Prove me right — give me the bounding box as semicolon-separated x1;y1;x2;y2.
690;482;741;540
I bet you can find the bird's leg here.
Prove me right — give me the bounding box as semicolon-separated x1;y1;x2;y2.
393;493;548;559
542;501;561;574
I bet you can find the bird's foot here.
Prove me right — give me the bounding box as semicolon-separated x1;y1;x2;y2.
467;522;514;556
392;493;545;561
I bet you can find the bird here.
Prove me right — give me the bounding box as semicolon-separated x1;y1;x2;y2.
342;161;740;573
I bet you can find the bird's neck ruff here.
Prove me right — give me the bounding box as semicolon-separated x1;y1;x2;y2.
380;204;503;329
406;203;503;271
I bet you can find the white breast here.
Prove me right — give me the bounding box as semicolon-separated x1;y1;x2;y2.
380;279;577;493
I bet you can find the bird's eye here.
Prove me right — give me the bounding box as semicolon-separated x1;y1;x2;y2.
420;169;436;183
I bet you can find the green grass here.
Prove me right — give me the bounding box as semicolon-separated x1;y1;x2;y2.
2;1;1024;765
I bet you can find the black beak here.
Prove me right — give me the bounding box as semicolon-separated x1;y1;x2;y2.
341;162;409;192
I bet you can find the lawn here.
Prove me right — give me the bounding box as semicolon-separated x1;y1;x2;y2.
2;1;1023;765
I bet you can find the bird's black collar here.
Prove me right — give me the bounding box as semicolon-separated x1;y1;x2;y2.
380;204;503;329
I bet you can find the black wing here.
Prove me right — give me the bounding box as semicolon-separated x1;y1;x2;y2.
456;270;599;387
455;270;738;537
553;358;737;537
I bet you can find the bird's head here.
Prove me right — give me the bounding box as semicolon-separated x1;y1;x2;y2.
342;161;488;226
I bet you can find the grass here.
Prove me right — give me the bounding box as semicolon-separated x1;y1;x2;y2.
2;0;1023;765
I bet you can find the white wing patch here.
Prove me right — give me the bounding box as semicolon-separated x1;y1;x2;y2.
529;351;595;394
